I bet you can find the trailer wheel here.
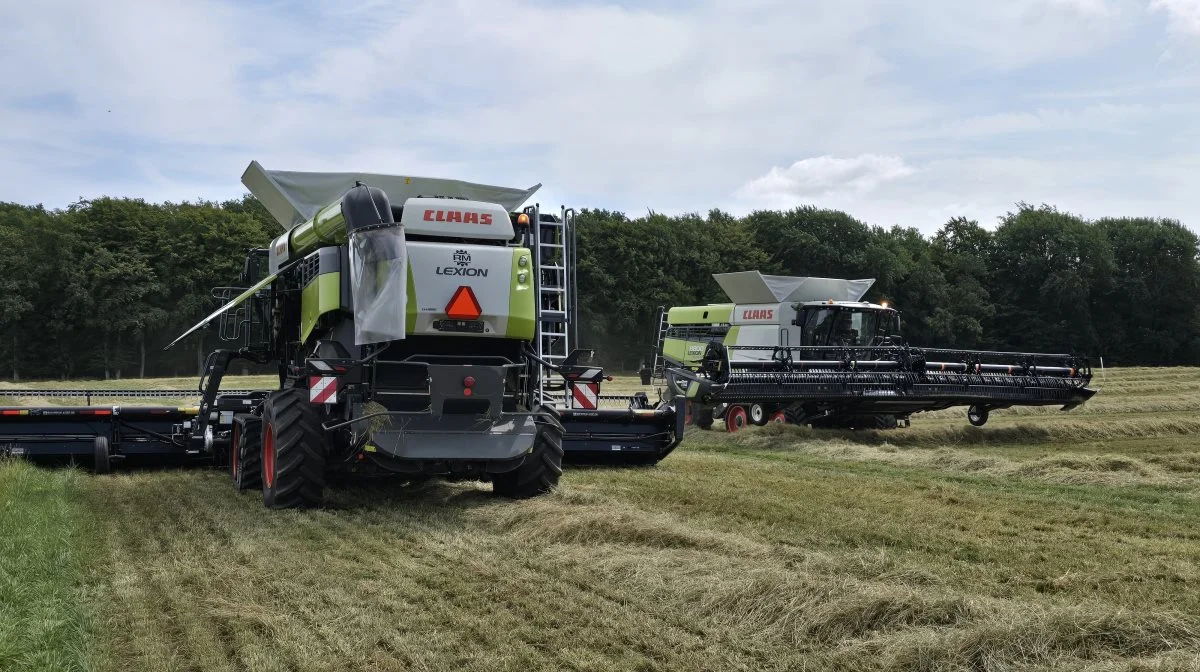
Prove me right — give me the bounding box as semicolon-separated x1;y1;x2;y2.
93;436;111;475
695;404;715;430
261;388;326;509
493;408;564;499
231;414;262;491
725;405;748;433
770;410;788;424
749;404;768;426
967;405;989;427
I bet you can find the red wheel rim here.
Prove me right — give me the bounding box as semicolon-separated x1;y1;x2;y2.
726;406;747;433
263;424;275;488
231;424;240;477
770;411;787;423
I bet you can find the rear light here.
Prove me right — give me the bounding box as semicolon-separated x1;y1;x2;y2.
463;376;475;388
446;286;482;320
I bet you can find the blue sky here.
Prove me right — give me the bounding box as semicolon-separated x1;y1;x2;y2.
1;0;1198;233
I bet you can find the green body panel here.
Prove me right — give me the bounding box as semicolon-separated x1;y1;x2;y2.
662;338;699;365
663;326;741;368
291;201;347;260
406;261;417;335
667;304;733;326
300;272;341;342
507;248;535;340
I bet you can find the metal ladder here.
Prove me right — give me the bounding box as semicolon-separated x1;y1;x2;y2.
528;204;577;406
651;306;669;385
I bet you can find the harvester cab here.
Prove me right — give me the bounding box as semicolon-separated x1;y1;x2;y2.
655;270;1096;432
0;162;685;505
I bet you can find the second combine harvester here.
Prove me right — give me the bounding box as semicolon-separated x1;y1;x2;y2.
653;271;1096;431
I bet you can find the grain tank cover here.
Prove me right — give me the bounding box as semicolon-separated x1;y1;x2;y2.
242;160;541;230
714;271;874;304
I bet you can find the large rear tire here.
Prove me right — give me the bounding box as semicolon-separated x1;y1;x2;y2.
261;388;326;509
231;414;262;491
493;408;564;499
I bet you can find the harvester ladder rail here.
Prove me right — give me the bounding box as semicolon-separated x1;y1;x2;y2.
651;305;669;385
529;204;576;407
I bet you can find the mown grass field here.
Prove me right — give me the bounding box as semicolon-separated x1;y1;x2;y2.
3;367;1200;671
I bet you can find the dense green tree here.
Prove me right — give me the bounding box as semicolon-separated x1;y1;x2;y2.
1093;217;1200;365
0;193;1197;379
989;204;1114;356
929;217;995;348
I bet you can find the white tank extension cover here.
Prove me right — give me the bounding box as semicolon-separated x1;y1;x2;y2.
713;271;874;304
241;160;542;230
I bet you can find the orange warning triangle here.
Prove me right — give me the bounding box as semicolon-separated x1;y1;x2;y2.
446;285;482;320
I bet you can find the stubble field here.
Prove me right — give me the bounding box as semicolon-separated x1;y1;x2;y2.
3;367;1200;671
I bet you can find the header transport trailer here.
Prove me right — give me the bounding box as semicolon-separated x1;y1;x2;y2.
652;271;1096;432
0;162;685;507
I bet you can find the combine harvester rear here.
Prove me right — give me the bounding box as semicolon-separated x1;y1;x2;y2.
0;163;683;505
653;271;1096;432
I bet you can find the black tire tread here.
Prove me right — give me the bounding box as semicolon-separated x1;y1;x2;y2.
93;436;111;475
233;414;262;491
493;409;564;499
262;388;326;509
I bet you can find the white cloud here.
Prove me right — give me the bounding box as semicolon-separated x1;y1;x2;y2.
0;0;1197;234
736;155;917;204
1151;0;1200;36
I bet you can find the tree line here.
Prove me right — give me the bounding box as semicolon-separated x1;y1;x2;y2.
0;196;1195;380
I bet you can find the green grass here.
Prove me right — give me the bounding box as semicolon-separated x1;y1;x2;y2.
0;462;94;672
3;367;1200;670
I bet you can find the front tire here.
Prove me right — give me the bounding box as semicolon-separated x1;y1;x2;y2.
261;388;326;509
725;405;748;433
493;408;564;499
967;405;989;427
749;404;768;426
93;436;111;474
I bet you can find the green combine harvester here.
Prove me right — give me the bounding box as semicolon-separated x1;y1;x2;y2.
652;271;1096;431
0;163;685;507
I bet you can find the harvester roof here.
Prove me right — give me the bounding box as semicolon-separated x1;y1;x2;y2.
242;160;542;230
713;271;874;304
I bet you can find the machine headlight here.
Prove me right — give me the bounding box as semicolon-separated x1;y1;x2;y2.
518;256;529;267
518;272;528;283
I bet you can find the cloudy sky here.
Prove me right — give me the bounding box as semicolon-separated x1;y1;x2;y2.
1;0;1198;233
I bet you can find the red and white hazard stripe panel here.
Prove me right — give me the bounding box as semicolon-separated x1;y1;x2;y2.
571;382;599;409
309;376;338;404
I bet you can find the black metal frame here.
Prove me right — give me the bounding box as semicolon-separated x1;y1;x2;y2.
671;339;1095;423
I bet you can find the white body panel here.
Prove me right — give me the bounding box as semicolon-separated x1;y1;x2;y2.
399;198;515;240
728;302;802;361
407;242;516;337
